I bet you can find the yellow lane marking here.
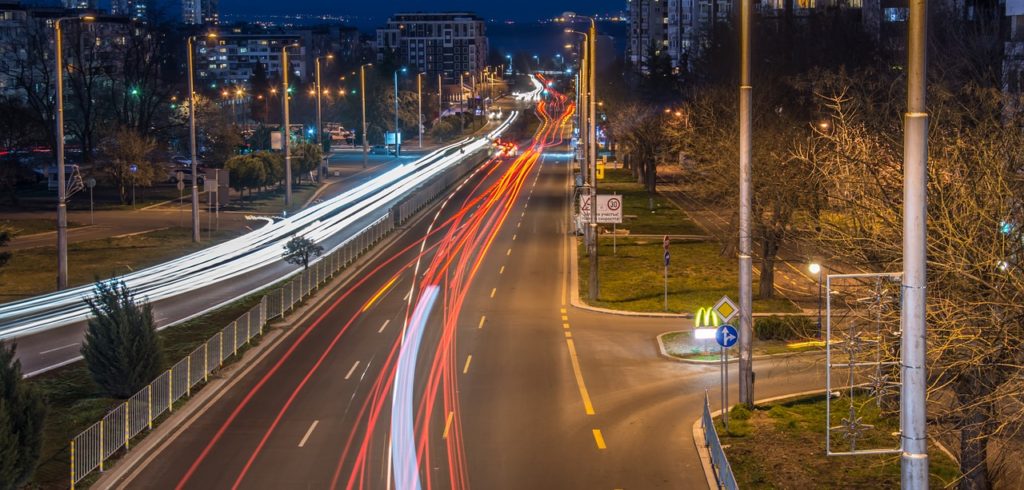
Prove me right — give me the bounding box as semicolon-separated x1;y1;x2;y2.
512;234;517;241
565;331;572;338
517;222;522;228
506;248;512;256
490;288;497;298
563;323;570;329
361;276;398;312
592;429;607;449
560;308;567;314
463;355;473;374
478;316;486;329
521;211;526;217
443;411;455;439
499;266;505;274
566;339;596;415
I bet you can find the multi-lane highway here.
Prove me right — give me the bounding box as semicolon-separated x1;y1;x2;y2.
99;84;823;489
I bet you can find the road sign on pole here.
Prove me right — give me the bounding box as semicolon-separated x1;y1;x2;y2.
716;324;738;348
579;194;622;224
714;295;739;324
717;323;738;429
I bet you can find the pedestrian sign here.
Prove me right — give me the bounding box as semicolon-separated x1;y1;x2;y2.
716;324;738;348
714;295;738;323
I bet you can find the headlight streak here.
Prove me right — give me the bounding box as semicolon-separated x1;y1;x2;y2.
0;114;520;341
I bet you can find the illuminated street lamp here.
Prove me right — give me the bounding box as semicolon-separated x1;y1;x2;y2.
314;53;333;182
394;67;408;156
808;262;823;338
186;31;217;244
281;42;300;206
53;14;95;288
359;63;372;168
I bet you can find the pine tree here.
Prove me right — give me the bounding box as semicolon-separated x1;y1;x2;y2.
0;342;45;489
81;280;163;398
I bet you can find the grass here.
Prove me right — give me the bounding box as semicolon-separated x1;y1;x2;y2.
227;183;321;215
660;331;822;360
717;394;960;489
26;292;268;489
595;169;705;236
0;218;82;237
0;227;243;301
579;238;800;314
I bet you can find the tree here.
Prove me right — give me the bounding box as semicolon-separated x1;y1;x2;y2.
81;280;163;398
607;103;668;209
253;150;284;190
0;342;45;489
290;143;323;184
224;154;266;200
101;127;158;204
282;236;323;269
0;227;10;269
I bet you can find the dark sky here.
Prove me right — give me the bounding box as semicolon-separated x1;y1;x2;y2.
218;0;626;22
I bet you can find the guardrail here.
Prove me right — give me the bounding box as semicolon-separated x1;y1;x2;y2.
701;390;738;490
69;215;394;488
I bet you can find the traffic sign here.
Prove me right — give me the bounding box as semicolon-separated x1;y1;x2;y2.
664;250;670;267
596;162;605;180
129;164;138;173
716;324;738;348
579;194;623;224
714;295;738;323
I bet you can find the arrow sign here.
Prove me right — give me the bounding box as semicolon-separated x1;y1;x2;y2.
716;324;738;348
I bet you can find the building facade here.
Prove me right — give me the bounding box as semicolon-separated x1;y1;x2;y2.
375;12;488;81
628;0;669;73
183;0;217;25
195;28;307;88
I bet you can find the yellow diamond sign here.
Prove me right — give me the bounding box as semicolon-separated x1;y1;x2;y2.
714;295;738;323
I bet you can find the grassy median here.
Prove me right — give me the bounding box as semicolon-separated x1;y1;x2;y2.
718;394;959;488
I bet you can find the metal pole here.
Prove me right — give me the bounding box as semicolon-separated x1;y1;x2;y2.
437;73;443;122
315;57;323;183
282;45;293;207
737;0;755;407
393;70;400;157
55;20;68;289
460;73;465;133
901;0;929;486
188;36;200;243
418;73;423;148
587;20;598;301
361;64;368;169
817;271;823;338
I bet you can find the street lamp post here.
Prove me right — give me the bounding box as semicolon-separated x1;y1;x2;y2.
417;72;424;148
393;67;407;157
437;73;443;122
281;42;300;207
314;54;333;183
809;262;823;338
186;32;213;244
738;0;755;407
360;63;371;168
459;72;466;133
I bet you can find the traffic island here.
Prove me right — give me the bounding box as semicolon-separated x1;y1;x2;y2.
657;330;823;363
712;393;960;488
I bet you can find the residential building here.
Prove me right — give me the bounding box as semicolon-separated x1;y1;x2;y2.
183;0;217;25
375;12;488;81
195;27;307;88
1005;0;1024;113
111;0;147;22
628;0;669;73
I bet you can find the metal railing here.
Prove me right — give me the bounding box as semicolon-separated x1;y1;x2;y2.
70;215;395;488
701;390;738;490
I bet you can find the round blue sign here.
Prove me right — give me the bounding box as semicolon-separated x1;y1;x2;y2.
716;324;738;348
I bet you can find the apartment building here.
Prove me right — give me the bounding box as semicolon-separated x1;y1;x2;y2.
375;12;488;81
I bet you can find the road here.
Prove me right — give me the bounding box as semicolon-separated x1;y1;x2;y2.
108;91;824;489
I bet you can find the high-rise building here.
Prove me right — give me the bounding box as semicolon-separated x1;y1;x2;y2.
61;0;95;10
628;0;669;73
375;12;488;81
183;0;217;25
195;29;307;88
111;0;147;22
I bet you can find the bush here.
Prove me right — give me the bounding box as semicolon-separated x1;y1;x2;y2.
0;342;45;489
730;403;752;421
81;280;163;398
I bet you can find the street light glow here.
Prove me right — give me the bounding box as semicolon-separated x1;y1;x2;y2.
809;263;822;275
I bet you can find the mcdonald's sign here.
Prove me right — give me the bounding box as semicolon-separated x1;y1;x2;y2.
695;307;721;328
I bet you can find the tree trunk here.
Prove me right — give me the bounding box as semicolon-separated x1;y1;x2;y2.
758;229;779;299
958;398;993;490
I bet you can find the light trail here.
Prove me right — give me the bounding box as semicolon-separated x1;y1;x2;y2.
0;114;519;341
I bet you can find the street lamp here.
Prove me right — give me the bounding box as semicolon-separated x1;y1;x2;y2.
808;262;823;338
417;72;425;148
281;42;300;206
359;62;372;168
393;67;408;156
314;53;333;182
565;12;599;299
53;14;94;289
187;31;216;244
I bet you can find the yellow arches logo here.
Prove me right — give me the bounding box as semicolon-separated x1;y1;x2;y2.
695;307;721;328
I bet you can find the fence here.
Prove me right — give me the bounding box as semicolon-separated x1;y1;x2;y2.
70;214;395;488
701;390;738;490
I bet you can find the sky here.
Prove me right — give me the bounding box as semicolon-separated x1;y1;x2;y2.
217;0;626;23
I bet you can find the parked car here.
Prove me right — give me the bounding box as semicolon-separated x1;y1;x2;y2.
168;167;205;185
370;145;395;155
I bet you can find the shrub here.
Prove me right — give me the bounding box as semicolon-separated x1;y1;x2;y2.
755;315;791;341
0;342;45;489
730;403;752;421
81;280;163;398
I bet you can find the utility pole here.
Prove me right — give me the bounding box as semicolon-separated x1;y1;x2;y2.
418;73;423;148
901;0;929;486
438;73;443;122
738;0;754;406
587;18;598;301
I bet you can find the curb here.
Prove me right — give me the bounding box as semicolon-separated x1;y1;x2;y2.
655;331;824;365
691;389;961;490
93;216;417;489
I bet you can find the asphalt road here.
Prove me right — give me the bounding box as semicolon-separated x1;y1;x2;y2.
107;97;825;489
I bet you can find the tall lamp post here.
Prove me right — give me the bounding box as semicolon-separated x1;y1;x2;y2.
459;72;466;133
393;67;407;156
314;53;333;182
281;42;300;206
737;0;755;407
565;12;598;300
808;262;823;338
54;14;95;289
359;63;372;168
437;73;443;122
417;72;424;148
186;32;215;245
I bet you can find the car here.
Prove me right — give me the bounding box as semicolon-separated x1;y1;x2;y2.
169;168;205;185
370;145;395;155
171;155;191;166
